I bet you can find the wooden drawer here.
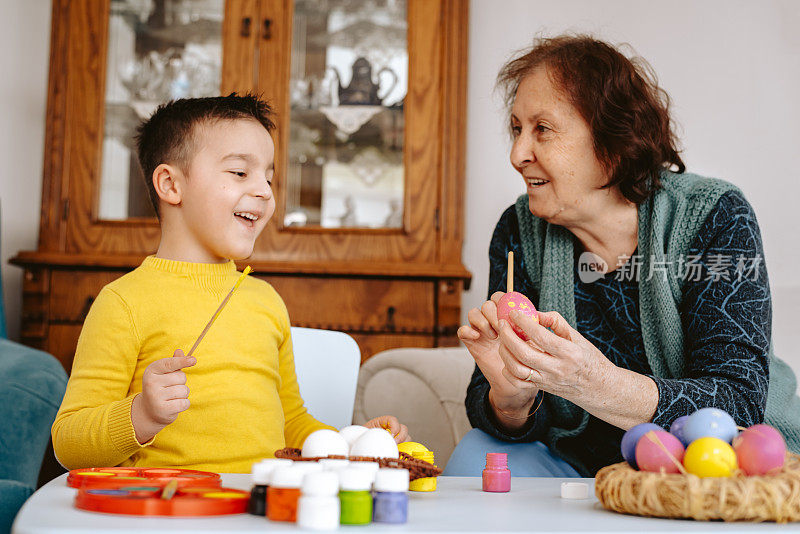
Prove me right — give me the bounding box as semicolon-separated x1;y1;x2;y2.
23;268;49;294
49;271;435;334
263;276;435;334
49;270;125;322
41;269;440;371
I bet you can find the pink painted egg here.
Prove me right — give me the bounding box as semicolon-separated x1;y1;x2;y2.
732;424;787;476
496;292;538;340
635;430;685;474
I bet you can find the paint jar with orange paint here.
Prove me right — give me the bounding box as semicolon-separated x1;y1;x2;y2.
248;458;293;516
266;466;304;522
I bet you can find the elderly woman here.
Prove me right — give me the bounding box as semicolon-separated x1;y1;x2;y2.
446;35;800;478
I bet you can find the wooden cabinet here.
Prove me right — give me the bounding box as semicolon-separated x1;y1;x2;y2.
12;0;470;372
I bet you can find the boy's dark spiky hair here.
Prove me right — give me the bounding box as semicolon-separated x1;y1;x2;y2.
135;92;276;217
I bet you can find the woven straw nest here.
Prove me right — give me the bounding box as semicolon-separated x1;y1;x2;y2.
274;448;442;481
595;453;800;523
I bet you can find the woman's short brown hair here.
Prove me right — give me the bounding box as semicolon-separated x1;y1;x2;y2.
497;34;685;204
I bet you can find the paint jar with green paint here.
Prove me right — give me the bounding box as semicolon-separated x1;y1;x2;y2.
338;467;372;525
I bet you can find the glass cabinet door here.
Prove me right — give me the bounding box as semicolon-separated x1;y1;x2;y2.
285;0;407;229
98;0;225;220
57;0;450;260
253;0;446;264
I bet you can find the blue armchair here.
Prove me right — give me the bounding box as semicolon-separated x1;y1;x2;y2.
0;339;67;533
0;265;6;339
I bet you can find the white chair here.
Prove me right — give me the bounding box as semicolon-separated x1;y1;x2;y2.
290;326;361;429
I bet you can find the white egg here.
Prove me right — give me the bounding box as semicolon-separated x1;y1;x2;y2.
339;425;369;448
301;429;349;458
349;428;399;459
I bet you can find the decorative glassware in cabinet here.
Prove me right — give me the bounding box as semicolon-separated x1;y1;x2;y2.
285;0;408;229
99;0;224;221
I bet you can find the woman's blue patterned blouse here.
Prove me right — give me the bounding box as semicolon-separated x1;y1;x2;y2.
465;190;772;476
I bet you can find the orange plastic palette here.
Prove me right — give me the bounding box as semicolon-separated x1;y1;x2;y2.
67;467;221;490
74;486;249;516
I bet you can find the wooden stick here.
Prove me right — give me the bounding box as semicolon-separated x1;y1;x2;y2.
186;266;252;359
161;479;179;500
643;430;688;475
507;251;514;293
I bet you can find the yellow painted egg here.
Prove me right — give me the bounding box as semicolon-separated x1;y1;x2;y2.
683;437;738;477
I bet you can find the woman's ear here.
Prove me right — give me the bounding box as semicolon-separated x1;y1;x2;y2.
152;164;183;207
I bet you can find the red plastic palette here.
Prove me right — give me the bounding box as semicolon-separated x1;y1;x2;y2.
67;467;221;489
74;486;249;516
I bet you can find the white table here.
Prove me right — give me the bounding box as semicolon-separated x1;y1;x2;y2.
12;474;800;533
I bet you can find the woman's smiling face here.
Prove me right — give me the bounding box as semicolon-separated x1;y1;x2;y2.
509;67;612;225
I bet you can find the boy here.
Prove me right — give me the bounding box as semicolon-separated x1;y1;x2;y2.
52;94;408;473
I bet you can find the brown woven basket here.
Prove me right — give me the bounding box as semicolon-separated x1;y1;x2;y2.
274;448;442;481
595;453;800;523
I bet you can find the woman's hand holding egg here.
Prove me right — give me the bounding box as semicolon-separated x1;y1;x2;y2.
458;291;539;429
458;292;540;416
498;309;616;404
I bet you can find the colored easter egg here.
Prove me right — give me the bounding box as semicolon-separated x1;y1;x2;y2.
732;424;787;476
635;430;685;474
683;437;738;478
669;415;690;446
682;407;738;444
496;292;538;340
621;423;664;469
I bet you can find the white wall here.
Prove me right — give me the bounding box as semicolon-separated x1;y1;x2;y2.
0;1;51;340
463;0;800;375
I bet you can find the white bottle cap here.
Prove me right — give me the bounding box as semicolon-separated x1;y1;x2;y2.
318;458;350;471
373;468;409;492
338;467;372;491
302;471;339;497
560;482;589;499
294;462;324;475
269;465;305;488
251;458;293;485
349;461;380;483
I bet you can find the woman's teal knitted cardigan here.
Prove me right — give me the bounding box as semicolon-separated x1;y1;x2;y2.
515;171;800;472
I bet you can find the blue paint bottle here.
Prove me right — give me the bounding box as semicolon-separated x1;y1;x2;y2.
372;468;409;524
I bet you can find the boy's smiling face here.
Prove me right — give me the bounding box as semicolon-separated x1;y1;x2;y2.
164;118;275;263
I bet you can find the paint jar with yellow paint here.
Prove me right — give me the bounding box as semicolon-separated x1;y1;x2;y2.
409;450;437;492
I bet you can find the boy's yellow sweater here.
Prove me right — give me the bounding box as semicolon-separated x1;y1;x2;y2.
52;256;333;473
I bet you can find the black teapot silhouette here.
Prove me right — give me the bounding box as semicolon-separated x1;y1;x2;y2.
330;57;398;106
